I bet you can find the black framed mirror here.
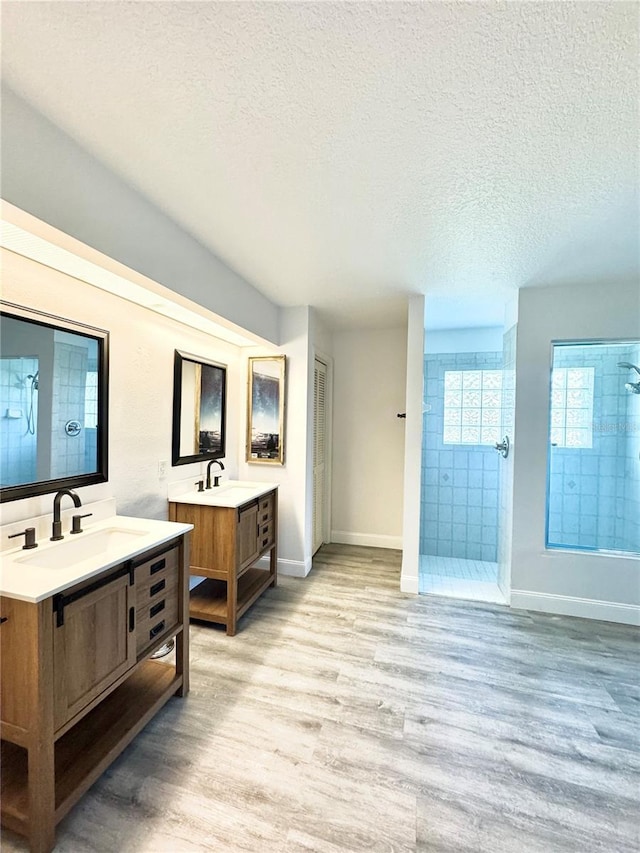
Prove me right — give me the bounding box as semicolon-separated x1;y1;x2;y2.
0;301;109;503
172;350;227;466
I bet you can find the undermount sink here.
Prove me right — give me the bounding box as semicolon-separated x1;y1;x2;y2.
213;485;259;498
16;527;148;570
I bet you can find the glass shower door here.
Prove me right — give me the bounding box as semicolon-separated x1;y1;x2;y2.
546;340;640;555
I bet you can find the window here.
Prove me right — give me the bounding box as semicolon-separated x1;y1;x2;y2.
549;367;594;449
443;370;502;445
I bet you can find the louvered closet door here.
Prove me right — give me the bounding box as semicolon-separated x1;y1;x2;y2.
313;358;327;554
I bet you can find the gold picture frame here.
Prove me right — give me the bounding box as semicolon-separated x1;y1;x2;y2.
246;355;286;464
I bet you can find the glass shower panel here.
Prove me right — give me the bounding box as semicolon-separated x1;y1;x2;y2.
546;340;640;555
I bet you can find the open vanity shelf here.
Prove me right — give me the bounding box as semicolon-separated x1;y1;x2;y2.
0;529;191;853
169;486;278;636
1;658;179;834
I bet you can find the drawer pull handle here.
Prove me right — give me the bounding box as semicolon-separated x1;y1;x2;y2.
262;537;269;548
150;579;166;597
150;558;166;575
150;600;165;618
261;513;268;522
149;620;165;639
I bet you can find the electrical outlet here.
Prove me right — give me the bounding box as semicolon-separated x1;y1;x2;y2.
158;460;168;480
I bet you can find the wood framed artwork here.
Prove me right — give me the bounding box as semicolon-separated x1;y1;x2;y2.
172;350;227;466
246;355;286;464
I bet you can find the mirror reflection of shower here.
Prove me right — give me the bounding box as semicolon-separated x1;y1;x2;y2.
618;362;640;394
25;371;39;434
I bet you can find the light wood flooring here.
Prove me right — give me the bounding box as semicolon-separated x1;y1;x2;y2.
2;544;639;852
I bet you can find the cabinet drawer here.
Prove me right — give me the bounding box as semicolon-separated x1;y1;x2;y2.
258;493;274;524
136;573;178;618
135;545;179;595
136;587;179;656
258;521;274;551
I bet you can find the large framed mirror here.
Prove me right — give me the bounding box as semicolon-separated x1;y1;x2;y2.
172;350;227;466
0;301;109;503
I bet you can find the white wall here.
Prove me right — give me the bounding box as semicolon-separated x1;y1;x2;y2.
238;307;313;576
511;280;640;625
424;326;504;354
401;296;425;593
1;86;279;344
0;248;243;525
331;325;407;550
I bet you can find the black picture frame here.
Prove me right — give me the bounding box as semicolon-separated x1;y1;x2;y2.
0;301;109;503
172;350;227;466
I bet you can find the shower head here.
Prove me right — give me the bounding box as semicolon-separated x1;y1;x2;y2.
618;362;640;375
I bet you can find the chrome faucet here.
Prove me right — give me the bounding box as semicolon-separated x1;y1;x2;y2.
51;489;82;540
205;459;225;489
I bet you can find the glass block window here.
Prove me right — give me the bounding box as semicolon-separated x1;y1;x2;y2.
443;370;503;445
84;371;98;429
549;367;594;449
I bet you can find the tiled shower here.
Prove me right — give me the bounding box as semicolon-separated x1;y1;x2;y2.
419;348;506;601
419;334;639;605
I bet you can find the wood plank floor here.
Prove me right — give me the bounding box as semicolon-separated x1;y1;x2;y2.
2;544;639;852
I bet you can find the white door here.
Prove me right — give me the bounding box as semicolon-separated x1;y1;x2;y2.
313;358;328;554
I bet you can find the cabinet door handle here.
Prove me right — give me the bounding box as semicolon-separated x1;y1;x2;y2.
0;616;8;625
150;600;165;618
129;606;135;632
150;558;166;575
149;620;165;639
150;579;166;597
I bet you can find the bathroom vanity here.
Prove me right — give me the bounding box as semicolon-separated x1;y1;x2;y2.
0;515;192;853
168;482;278;635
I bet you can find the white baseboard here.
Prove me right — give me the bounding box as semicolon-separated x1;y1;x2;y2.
511;590;640;626
331;530;403;550
254;555;312;578
400;574;419;595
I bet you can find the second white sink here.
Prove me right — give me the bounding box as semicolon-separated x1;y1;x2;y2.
17;527;148;570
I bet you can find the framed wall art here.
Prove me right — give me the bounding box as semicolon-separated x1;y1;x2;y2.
246;355;286;464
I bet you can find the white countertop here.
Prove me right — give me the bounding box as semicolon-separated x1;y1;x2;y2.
0;514;192;603
169;480;278;508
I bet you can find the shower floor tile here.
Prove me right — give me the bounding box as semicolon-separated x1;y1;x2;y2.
419;555;506;604
419;554;498;581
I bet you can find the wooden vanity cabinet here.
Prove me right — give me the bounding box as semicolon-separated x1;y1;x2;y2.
169;488;277;636
0;533;189;853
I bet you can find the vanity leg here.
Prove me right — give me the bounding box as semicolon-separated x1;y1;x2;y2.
175;533;190;697
270;543;278;588
28;738;55;853
227;572;237;637
29;600;56;853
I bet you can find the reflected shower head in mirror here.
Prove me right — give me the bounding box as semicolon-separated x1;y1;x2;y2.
618;362;640;374
618;362;640;394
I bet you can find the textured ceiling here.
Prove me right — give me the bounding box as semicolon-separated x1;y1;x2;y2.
2;2;638;329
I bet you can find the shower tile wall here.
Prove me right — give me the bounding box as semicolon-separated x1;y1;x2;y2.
547;343;640;554
623;368;640;552
421;351;502;561
0;357;38;486
50;342;87;478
